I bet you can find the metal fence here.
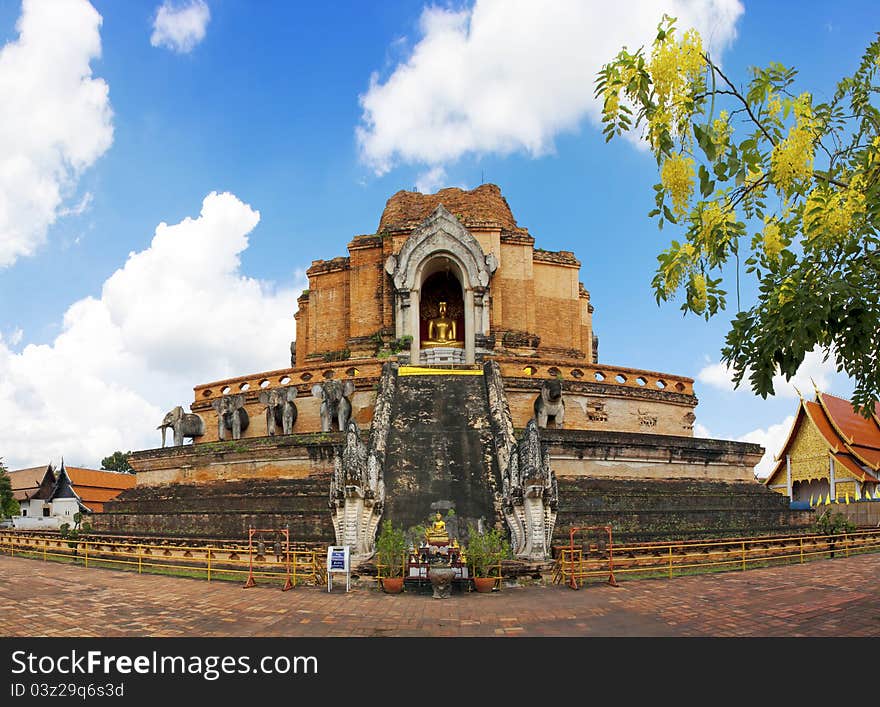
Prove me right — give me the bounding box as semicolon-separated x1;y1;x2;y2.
554;528;880;588
0;531;324;588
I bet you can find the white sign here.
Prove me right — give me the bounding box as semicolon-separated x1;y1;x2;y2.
327;545;351;592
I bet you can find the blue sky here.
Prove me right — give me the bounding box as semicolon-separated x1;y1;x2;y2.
0;0;876;471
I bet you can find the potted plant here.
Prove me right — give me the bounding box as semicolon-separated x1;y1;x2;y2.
375;519;407;593
465;524;511;593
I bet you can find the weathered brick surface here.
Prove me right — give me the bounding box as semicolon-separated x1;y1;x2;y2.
382;374;501;538
128;433;339;486
378;184;527;236
187;387;377;444
5;552;880;637
505;384;695;437
347;239;384;341
292;184;592;362
554;477;814;544
308;265;350;354
95;477;334;542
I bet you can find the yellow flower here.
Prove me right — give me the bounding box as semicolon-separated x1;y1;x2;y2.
648;105;672;151
744;168;767;202
778;276;795;306
770;93;818;194
697;201;735;253
869;135;880;164
660;154;695;218
770;126;814;193
603;85;620;122
762;218;782;262
803;175;867;247
689;273;707;313
647;26;704;150
712;110;731;147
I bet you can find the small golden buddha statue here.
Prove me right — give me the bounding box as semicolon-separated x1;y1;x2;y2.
425;512;450;544
424;301;462;348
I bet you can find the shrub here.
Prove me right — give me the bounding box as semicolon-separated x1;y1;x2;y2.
375;520;407;578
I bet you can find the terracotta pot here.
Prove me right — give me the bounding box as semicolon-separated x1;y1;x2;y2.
473;577;496;593
381;577;405;594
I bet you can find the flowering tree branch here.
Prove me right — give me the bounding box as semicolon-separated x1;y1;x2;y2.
597;16;880;413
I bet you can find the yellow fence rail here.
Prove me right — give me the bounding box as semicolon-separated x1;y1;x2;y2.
554;528;880;588
0;531;324;588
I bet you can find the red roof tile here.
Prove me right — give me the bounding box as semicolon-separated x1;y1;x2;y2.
833;453;878;483
65;467;136;491
7;466;51;501
818;392;880;450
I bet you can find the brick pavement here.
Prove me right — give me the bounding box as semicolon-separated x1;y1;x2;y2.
1;553;879;637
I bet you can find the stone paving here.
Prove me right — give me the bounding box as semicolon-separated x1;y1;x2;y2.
1;553;879;637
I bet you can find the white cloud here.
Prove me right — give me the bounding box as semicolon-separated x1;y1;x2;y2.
738;415;795;479
357;0;744;174
58;191;94;218
697;347;840;399
0;192;299;469
693;422;712;438
0;0;113;268
415;166;448;194
150;0;210;53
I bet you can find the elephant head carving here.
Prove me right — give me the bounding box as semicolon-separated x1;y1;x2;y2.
158;406;206;447
259;385;298;436
210;393;250;441
311;379;355;432
533;379;565;429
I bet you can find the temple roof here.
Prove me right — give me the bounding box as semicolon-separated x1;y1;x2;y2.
377;183;530;236
8;463;136;512
7;465;52;502
767;391;880;485
64;466;136;513
817;392;880;449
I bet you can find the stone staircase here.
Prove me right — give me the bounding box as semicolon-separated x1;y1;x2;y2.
381;371;502;538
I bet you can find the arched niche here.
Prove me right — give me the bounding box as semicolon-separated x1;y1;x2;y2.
385;204;497;364
419;268;465;348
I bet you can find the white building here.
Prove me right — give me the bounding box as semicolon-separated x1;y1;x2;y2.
11;463;135;530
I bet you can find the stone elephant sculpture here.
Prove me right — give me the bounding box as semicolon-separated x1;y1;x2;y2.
211;393;250;441
311;379;355;432
533;378;565;428
259;386;298;436
158;406;205;447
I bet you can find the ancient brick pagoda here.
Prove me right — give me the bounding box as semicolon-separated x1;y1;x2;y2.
100;184;812;554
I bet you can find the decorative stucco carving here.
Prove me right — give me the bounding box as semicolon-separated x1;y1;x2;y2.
638;409;658;428
534;379;565;428
328;363;397;560
484;360;556;559
387;205;496;364
158;406;205;447
389;204;492;292
259;385;298;436
311;380;355;433
211;394;249;441
587;400;608;422
501;419;558;561
329;421;385;558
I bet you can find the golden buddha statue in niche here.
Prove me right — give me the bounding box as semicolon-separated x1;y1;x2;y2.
424;301;462;348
